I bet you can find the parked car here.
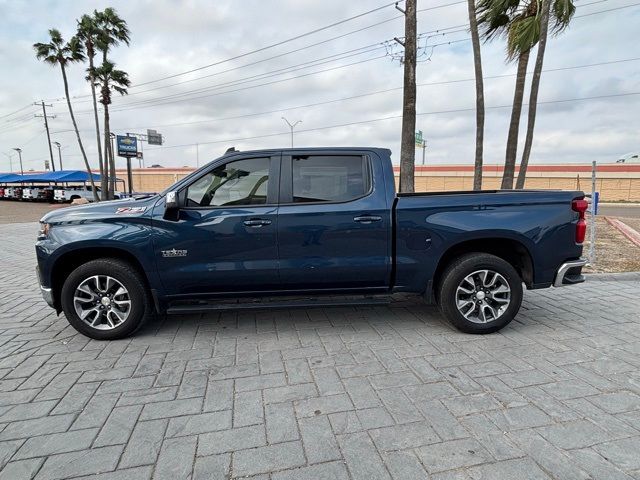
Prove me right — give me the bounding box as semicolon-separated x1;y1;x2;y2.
7;187;22;200
0;187;4;199
36;147;587;340
53;186;109;203
36;187;54;202
22;186;47;201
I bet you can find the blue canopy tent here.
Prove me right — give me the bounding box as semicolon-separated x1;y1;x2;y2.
0;170;126;200
0;170;103;183
0;173;28;183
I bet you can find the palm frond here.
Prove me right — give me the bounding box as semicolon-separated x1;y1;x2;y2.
506;14;539;59
477;0;521;41
550;0;575;33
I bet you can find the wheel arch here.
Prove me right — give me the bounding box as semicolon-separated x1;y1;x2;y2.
429;237;534;302
50;247;153;313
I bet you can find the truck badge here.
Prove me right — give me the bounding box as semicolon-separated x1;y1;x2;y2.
161;248;188;258
116;206;147;214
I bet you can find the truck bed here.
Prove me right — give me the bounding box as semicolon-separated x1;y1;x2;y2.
393;189;584;293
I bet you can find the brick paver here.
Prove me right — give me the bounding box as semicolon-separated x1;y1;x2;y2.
1;221;640;479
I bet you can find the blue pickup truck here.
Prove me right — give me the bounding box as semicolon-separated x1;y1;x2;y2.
36;147;587;340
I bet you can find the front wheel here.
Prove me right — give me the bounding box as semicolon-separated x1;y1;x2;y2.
437;253;523;334
61;259;151;340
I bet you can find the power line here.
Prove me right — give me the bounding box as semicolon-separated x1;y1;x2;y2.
145;91;640;151
53;15;467;106
46;0;615;109
67;31;465;115
73;54;388;115
0;104;34;120
58;0;626;116
130;1;403;89
128;0;469;89
573;1;640;16
0;116;38;136
48;2;469;105
48;56;640;134
104;44;388;110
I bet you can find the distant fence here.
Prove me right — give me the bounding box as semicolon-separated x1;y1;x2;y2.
50;163;639;202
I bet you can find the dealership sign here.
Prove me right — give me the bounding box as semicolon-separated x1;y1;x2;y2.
117;135;138;157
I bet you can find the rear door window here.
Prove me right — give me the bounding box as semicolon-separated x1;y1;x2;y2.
292;155;370;203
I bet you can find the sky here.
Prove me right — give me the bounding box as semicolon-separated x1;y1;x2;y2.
0;0;638;172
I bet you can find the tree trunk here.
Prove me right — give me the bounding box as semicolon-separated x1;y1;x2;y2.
399;0;417;193
102;96;113;200
468;0;485;191
501;48;531;189
516;0;551;189
88;49;106;200
62;64;99;201
109;123;116;198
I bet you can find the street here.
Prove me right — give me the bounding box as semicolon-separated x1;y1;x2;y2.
599;204;640;219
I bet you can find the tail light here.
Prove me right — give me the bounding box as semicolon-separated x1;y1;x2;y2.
572;198;588;244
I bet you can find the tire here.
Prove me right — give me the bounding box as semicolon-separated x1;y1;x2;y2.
61;258;152;340
437;253;523;334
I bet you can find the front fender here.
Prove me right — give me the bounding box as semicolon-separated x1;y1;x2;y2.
36;218;163;297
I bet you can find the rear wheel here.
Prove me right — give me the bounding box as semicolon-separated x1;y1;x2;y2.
437;253;523;334
61;259;151;340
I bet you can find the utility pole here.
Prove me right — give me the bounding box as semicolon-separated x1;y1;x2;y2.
35;101;56;171
12;148;24;175
421;140;427;165
52;142;63;170
2;153;13;172
282;117;302;148
396;0;417;193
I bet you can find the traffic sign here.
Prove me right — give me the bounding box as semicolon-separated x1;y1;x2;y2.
147;129;163;145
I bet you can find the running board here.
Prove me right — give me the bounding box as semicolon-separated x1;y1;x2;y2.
166;296;391;314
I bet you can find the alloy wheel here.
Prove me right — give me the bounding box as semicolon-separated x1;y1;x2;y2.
455;269;511;324
73;275;131;330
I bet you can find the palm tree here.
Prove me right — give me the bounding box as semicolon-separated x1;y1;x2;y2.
478;0;574;189
34;29;99;201
91;61;130;199
467;0;485;190
516;0;574;188
94;8;130;199
77;14;106;199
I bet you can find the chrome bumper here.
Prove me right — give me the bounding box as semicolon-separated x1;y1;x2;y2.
40;285;54;307
553;258;587;287
36;267;55;308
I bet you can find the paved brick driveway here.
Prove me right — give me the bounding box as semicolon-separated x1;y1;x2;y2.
1;221;640;480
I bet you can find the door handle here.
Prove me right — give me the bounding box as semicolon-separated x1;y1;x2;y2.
353;215;382;224
244;218;272;227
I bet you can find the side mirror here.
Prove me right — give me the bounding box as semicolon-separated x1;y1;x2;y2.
164;190;180;221
166;190;178;209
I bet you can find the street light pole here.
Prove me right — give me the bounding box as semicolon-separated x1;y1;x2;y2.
52;142;63;170
281;117;302;148
2;153;13;172
12;148;24;175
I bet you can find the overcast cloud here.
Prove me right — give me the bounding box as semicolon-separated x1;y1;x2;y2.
0;0;638;172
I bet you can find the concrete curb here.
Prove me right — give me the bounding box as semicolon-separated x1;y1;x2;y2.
585;271;640;282
604;216;640;248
